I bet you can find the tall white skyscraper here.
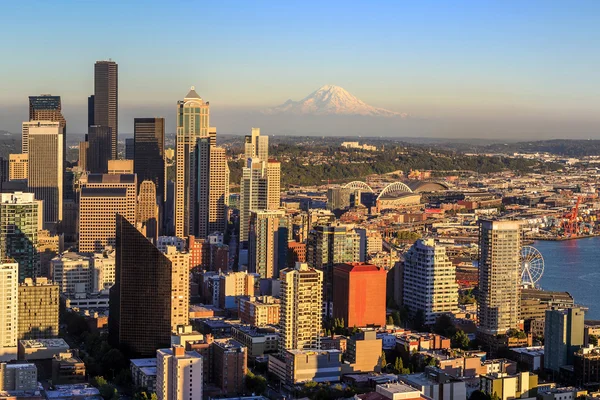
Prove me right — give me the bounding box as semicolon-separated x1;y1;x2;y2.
0;262;19;361
156;346;203;400
26;121;64;229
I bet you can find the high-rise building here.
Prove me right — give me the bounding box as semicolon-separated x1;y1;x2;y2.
306;224;361;312
0;262;18;361
23;95;66;154
78;141;89;171
18;277;59;339
26;121;64;229
91;248;116;292
134;118;165;201
544;307;585;372
156;346;203;400
266;160;281;210
212;339;247;395
109;215;172;357
218;271;258;310
125;138;135;160
137;180;159;240
86;125;112;173
332;262;387;328
8;154;28;181
87;95;95;126
175;87;211;238
208;146;229;235
477;220;522;337
163;246;190;331
0;192;42;281
94;60;118;159
244;128;269;161
279;262;323;353
248;209;286;279
194;138;210;238
402;239;458;325
78;174;137;253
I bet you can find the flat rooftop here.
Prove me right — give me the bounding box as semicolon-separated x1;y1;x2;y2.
130;358;157;368
19;338;69;349
510;346;544;356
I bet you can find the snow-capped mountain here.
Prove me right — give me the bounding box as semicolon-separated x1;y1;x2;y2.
264;85;407;118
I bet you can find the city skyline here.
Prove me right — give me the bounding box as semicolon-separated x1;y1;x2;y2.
1;1;599;138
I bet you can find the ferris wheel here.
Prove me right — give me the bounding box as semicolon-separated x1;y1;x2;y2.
520;245;545;288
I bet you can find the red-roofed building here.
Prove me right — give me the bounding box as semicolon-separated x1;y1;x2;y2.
333;262;387;328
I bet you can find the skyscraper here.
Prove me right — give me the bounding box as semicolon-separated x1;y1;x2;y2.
248;209;286;279
279;262;323;353
194;138;210;238
175;87;211;237
0;192;41;281
23;95;66;154
94;60;118;159
266;160;281;210
18;277;59;339
87;125;112;173
244;128;269;161
208;146;229;235
137;180;159;240
0;262;18;361
87;95;95;126
163;246;190;331
477;220;522;337
26;121;64;229
402;239;458;325
156;346;203;400
134;118;165;201
544;307;585;372
109;215;172;357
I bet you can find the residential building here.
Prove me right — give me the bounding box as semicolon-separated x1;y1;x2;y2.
8;153;28;181
574;345;600;387
0;363;38;391
163;246;190;330
26;121;64;228
248;210;286;279
480;372;538;400
212;339;247;395
156;346;202;400
537;387;588;400
344;331;383;373
208;145;229;235
134;118;166;202
333;262;387;328
18;277;59;339
0;192;42;280
544;307;585;372
94;60;118;159
279;262;323;352
239;158;268;245
218;271;258;310
266;160;281;210
231;325;279;357
0;263;18;361
403;239;458;325
130;358;157;393
477;220;522;337
238;296;281;326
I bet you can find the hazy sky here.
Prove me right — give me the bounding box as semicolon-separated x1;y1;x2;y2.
1;1;599;138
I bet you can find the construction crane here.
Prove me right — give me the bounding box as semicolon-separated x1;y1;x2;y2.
561;196;582;237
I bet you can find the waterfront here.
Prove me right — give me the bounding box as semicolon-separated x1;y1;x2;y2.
535;237;600;320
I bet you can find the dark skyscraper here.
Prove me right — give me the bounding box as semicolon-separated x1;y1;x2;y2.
125;138;134;160
94;60;118;159
88;95;95;127
133;118;165;201
87;125;112;174
109;214;172;357
194;138;210;238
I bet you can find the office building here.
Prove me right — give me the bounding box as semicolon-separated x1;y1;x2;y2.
91;248;116;292
51;350;86;384
574;345;600;387
333;262;387;328
544;307;585;372
86;125;112;173
156;346;203;400
94;60;118;159
23;95;66;154
280;262;323;353
125;138;134;160
134;118;165;201
0;192;42;281
218;271;258;310
194;138;210;238
108;159;134;174
26;121;64;228
0;157;7;183
477;220;522;337
399;367;467;400
0;262;18;361
327;186;362;211
163;246;190;330
266;160;281;210
109;215;173;357
269;349;342;385
18;277;59;339
345;331;383;373
88;95;95;126
248;209;286;279
8;153;28;181
50;252;92;294
244;128;269;161
175;87;211;237
208;145;229;235
137;180;159;240
402;239;458;325
78;141;89;171
78;174;137;253
238;296;281;327
0;363;38;391
212;339;247;395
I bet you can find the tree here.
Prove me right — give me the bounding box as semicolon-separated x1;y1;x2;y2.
433;314;456;337
93;376;108;388
452;329;470;350
392;310;402;326
244;371;267;395
387;315;394;325
393;357;404;373
134;392;157;400
380;351;387;371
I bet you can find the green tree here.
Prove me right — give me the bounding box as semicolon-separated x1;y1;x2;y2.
590;335;598;346
392;310;402;326
394;357;404;373
93;376;108;388
452;329;471;350
387;315;394;325
433;314;457;337
244;371;267;395
380;351;388;371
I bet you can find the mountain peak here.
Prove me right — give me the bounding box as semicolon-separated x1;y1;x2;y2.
264;85;407;118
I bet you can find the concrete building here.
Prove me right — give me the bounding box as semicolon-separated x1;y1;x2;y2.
50;253;92;294
403;239;458;325
368;382;428;400
0;363;38;391
91;248;115;292
399;367;466;400
212;339;247;395
175;87;212;238
0;262;18;361
544;307;585;372
269;349;341;384
26;121;64;229
574;345;600;387
24;95;66;154
8;153;28;181
333;262;387;328
0;192;42;280
18;277;59;339
18;338;69;361
279;262;323;353
239;158;268;245
238;296;281;326
94;60;118;159
537;387;588;400
327;186;363;211
137;180;159;240
248;210;286;279
163;246;190;330
266;160;281;210
480;372;538;400
208;145;229;235
130;358;157;393
107;159;134;174
51;350;86;384
477;220;522;337
218;271;258;310
344;331;383;373
134;118;165;203
231;325;279;357
156;346;203;400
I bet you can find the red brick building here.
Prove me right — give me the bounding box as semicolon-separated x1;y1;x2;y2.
333;262;387;328
287;240;306;267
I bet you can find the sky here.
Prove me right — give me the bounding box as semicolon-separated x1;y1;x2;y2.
1;1;599;138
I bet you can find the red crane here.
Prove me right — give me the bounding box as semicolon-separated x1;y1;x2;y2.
561;196;582;236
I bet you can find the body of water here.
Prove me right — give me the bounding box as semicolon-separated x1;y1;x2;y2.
535;237;600;320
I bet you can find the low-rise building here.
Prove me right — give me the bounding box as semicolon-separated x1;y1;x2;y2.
0;363;38;391
231;325;279;357
130;358;157;393
238;296;280;326
51;351;86;385
480;372;538;400
537;387;587;400
508;346;544;372
399;367;466;400
268;349;341;385
344;331;382;374
18;339;69;361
